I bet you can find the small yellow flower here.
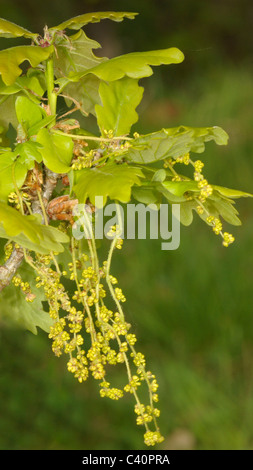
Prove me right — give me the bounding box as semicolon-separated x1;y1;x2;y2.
222;232;235;247
144;431;164;446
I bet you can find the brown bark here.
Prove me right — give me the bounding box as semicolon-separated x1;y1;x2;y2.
0;245;24;292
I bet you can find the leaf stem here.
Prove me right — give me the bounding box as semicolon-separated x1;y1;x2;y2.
52;130;132;142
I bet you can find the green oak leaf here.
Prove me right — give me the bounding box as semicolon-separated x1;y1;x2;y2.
127;126;228;163
15;95;45;130
131;185;161;205
0;94;19;135
27;115;56;137
0;45;54;86
162;180;199;196
54;30;106;116
0;151;28;201
158;194;196;226
151;169;167;182
74;163;144;206
14;141;43;165
0;17;37;39
157;183;188;204
179;201;196;226
95;77;144;136
0;202;69;253
49;11;138;31
206;194;241;226
156;186;197;226
161;180;252;202
0;263;53;334
58;74;101;116
0;72;47;135
212;185;253;199
0;74;45;101
36;128;74;173
68;47;184;82
55;30;105;75
157;179;247;226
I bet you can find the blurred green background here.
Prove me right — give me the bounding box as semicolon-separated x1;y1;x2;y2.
0;0;253;450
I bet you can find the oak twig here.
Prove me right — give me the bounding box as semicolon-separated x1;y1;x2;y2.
0;246;24;292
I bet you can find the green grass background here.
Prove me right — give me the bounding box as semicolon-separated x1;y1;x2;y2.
0;0;253;450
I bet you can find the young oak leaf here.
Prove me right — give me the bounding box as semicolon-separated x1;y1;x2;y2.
205;194;242;226
49;11;138;32
0;17;37;39
95;77;144;136
126;126;229;163
0;263;53;334
0;151;28;201
0;76;46;136
0;139;44;202
73;163;144;207
0;202;69;254
0;94;19;135
212;185;253;199
55;30;105;76
0;74;45;101
36;128;74;173
68;47;184;83
54;30;106;116
162;180;200;196
14;141;43;165
159;180;251;227
15;95;46;132
0;45;54;86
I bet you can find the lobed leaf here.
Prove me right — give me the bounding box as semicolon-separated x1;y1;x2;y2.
206;194;241;226
0;17;37;39
0;263;53;334
151;169;167;183
54;30;106;115
0;72;47;135
14;141;43;165
0;151;28;200
36;128;74;173
0;95;19;135
49;11;138;32
55;30;104;74
132;185;161;205
15;95;45;130
74;163;144;206
127;126;229;163
27;115;56;137
0;202;69;253
68;47;184;83
95;77;144;136
157;183;188;204
212;185;253;199
155;178;250;227
177;201;196;226
0;74;45;100
0;45;54;86
162;180;199;196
